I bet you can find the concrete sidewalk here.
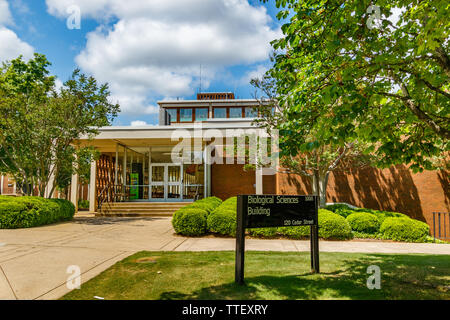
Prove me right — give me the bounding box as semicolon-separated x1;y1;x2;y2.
0;216;448;300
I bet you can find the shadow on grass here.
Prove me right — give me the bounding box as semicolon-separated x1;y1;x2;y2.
73;216;164;226
158;254;450;300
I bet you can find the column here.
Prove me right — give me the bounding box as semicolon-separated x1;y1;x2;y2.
70;171;79;212
255;136;263;194
255;168;263;195
89;159;97;212
148;147;152;200
115;144;119;186
123;147;127;192
204;143;212;197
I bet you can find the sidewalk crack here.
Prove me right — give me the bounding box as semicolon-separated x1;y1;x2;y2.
0;263;18;300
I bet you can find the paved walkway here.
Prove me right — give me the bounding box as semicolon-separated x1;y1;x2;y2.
0;215;448;300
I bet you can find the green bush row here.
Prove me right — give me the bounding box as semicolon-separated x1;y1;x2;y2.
0;196;75;229
380;217;429;242
172;198;430;243
206;197;238;237
325;203;430;242
171;197;222;236
225;207;353;240
346;212;380;234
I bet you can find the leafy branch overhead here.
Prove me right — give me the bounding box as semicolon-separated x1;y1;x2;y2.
261;0;449;172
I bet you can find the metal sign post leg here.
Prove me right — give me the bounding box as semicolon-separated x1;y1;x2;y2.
312;225;320;273
235;197;245;285
310;223;320;274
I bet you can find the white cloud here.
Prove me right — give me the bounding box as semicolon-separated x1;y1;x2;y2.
46;0;280;116
10;0;31;15
131;120;152;127
239;64;268;85
0;27;34;62
0;1;34;63
54;78;64;91
0;0;13;26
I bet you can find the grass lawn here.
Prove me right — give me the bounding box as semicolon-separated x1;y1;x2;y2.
62;251;450;300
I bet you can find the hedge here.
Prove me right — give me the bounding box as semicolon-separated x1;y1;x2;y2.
0;196;75;229
78;199;89;210
248;227;278;238
326;203;409;224
207;208;236;237
277;226;310;239
346;212;381;234
218;197;237;211
318;209;353;240
172;208;208;236
187;196;222;214
380;217;429;242
325;204;354;213
173;198;431;243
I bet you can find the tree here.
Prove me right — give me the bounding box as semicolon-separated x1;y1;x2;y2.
262;0;449;172
54;146;100;197
251;75;372;207
0;54;120;197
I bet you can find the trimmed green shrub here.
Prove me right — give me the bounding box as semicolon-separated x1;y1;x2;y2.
187;197;222;214
172;208;208;236
318;209;353;240
277;226;310;239
376;211;408;224
248;227;278;238
207;208;236;236
324;203;353;213
380;217;429;242
78;199;89;210
325;204;409;225
355;208;408;224
334;208;357;218
217;197;237;211
203;196;223;206
346;212;381;234
0;196;75;229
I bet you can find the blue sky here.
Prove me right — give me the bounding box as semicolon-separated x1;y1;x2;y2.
0;0;284;126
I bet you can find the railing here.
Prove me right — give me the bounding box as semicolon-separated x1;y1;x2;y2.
97;183;205;211
432;212;449;242
97;185;130;211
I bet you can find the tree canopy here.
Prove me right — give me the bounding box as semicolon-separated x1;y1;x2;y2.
262;0;449;172
0;53;120;197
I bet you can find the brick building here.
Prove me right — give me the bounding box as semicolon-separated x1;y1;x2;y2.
5;92;447;230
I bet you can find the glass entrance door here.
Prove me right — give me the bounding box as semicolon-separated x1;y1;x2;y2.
150;164;182;201
167;165;182;201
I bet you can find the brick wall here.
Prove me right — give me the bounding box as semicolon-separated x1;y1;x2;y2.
1;175;15;195
211;164;277;200
211;164;255;200
277;165;449;227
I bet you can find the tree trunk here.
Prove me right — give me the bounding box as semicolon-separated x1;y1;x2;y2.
312;170;329;208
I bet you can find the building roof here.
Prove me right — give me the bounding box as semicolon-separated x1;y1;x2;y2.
157;98;265;107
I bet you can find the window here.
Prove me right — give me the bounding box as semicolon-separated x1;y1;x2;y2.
180;108;193;122
214;107;227;118
229;107;242;118
245;107;258;118
166;109;177;122
195;108;209;121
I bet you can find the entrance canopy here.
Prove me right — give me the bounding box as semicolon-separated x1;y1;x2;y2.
73;123;269;211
